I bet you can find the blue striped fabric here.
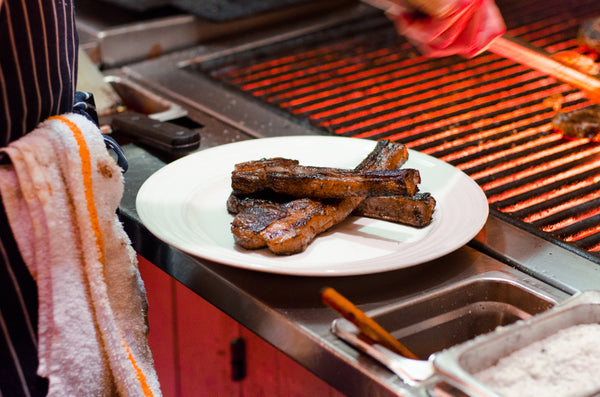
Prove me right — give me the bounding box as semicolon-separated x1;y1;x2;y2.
0;199;48;397
0;0;78;395
0;0;77;145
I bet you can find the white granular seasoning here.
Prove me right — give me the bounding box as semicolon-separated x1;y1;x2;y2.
474;323;600;397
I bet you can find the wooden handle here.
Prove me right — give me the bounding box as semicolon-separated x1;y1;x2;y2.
321;287;419;359
488;36;600;104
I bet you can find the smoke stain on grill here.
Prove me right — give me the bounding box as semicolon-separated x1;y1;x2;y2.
185;0;600;261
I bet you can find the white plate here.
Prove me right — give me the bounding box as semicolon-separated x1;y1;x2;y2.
136;136;488;276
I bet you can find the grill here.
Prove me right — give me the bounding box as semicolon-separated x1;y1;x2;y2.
186;0;600;263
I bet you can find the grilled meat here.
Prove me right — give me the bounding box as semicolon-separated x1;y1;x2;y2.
354;141;409;169
552;105;600;139
232;157;299;194
230;202;289;249
229;193;358;254
232;161;420;198
261;198;356;255
271;166;418;198
230;198;333;252
579;17;600;54
230;140;409;254
354;193;436;227
233;157;299;172
228;191;436;228
552;51;600;75
226;191;293;214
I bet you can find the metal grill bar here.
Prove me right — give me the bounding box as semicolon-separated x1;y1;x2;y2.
192;0;600;260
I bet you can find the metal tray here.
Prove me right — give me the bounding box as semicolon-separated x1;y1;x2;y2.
331;269;569;394
433;290;600;397
102;75;187;121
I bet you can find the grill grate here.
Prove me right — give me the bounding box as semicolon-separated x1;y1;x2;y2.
191;0;600;261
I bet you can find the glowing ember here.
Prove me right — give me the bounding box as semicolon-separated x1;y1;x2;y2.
541;206;600;233
467;134;585;180
563;223;600;242
502;174;600;215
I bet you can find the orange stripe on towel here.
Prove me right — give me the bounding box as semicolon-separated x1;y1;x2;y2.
49;116;105;265
50;116;154;397
122;337;154;396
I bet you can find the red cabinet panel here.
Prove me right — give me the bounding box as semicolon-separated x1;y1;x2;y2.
138;255;344;397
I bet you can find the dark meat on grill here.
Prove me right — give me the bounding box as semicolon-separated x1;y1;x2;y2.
230;140;409;254
552;105;600;139
232;162;420;198
579;17;600;53
551;51;600;75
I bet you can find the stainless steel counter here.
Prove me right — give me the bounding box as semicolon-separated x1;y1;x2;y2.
117;136;599;396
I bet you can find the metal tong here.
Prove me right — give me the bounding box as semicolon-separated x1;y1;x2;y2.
322;287;436;386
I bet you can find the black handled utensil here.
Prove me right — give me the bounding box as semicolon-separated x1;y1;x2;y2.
110;111;200;152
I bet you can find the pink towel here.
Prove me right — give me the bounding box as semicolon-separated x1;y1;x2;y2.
0;113;161;396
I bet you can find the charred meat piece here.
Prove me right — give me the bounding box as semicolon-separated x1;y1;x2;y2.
232;143;409;197
230;140;408;254
552;105;600;139
228;191;436;228
233;163;420;198
230;198;332;252
262;198;358;255
354;141;409;169
552;51;600;75
579;17;600;54
353;193;436;227
226;190;294;214
229;193;354;254
233;157;299;172
267;166;420;198
229;193;281;214
232;157;299;194
230;202;289;249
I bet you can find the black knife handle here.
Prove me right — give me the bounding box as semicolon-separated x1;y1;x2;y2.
110;112;200;150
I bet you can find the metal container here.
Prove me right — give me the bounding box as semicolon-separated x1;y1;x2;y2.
433;290;600;397
331;269;569;393
102;75;187;121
